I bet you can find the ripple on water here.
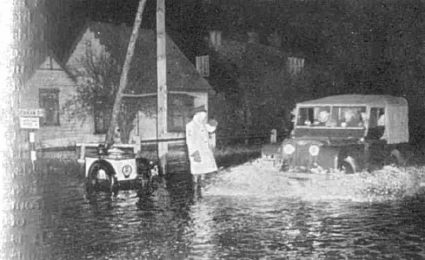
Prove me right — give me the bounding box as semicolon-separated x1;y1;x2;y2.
205;160;425;202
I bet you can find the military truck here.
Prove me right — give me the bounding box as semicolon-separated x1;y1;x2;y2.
262;94;410;173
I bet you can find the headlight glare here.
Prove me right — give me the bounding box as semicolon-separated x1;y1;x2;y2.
283;144;295;155
309;145;320;156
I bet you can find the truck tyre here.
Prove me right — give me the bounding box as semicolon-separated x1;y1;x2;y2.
340;156;356;174
340;161;354;174
389;149;405;166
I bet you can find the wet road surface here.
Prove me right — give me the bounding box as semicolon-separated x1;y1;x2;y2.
2;161;425;259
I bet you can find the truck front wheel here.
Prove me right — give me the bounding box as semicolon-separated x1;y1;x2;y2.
339;156;356;174
340;161;354;174
388;149;405;166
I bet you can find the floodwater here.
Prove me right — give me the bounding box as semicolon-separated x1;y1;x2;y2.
2;160;425;260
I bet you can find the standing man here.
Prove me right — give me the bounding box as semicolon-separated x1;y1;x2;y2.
186;105;218;197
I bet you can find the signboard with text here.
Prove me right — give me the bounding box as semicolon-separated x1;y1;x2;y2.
19;117;40;129
18;108;45;117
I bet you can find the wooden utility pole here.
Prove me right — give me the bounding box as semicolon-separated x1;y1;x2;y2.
157;0;168;174
105;0;148;146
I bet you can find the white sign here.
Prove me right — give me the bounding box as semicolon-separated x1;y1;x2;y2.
18;108;45;117
19;117;40;129
30;151;37;162
287;57;305;75
29;132;35;143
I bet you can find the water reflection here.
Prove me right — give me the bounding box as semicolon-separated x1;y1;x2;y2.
3;162;425;259
186;199;217;259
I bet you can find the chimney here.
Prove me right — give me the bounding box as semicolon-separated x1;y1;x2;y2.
247;31;259;44
209;30;222;50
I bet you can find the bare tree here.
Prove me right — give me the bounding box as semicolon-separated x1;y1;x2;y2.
65;0;149;145
65;47;153;143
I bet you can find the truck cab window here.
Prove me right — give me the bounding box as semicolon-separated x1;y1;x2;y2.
367;107;385;139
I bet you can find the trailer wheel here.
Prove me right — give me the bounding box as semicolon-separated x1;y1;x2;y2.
109;175;118;195
87;161;116;194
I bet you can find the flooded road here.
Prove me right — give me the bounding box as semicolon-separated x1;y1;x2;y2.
2;160;425;259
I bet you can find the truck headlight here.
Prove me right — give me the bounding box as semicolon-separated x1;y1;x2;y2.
122;165;132;177
283;144;295;155
309;145;320;156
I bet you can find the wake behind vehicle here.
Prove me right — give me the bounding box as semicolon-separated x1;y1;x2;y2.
85;144;160;195
262;94;410;173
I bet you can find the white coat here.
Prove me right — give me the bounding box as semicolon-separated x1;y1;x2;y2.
186;114;218;175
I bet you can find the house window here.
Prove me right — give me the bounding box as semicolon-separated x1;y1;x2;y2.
168;95;194;132
94;105;111;134
287;57;305;75
39;88;59;126
196;55;210;77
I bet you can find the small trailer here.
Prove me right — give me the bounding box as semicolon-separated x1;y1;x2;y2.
80;143;160;195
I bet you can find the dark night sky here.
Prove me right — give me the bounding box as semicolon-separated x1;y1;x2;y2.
47;0;425;95
47;0;210;61
49;0;425;63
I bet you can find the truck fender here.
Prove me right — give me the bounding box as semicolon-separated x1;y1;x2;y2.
342;156;358;173
390;149;406;166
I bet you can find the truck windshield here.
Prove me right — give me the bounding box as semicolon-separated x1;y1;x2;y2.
296;106;367;128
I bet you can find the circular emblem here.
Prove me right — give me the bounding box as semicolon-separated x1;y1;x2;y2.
122;165;132;177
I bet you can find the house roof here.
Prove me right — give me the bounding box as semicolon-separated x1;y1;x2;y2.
65;21;213;94
22;49;75;85
298;94;408;107
215;38;287;69
23;51;76;87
